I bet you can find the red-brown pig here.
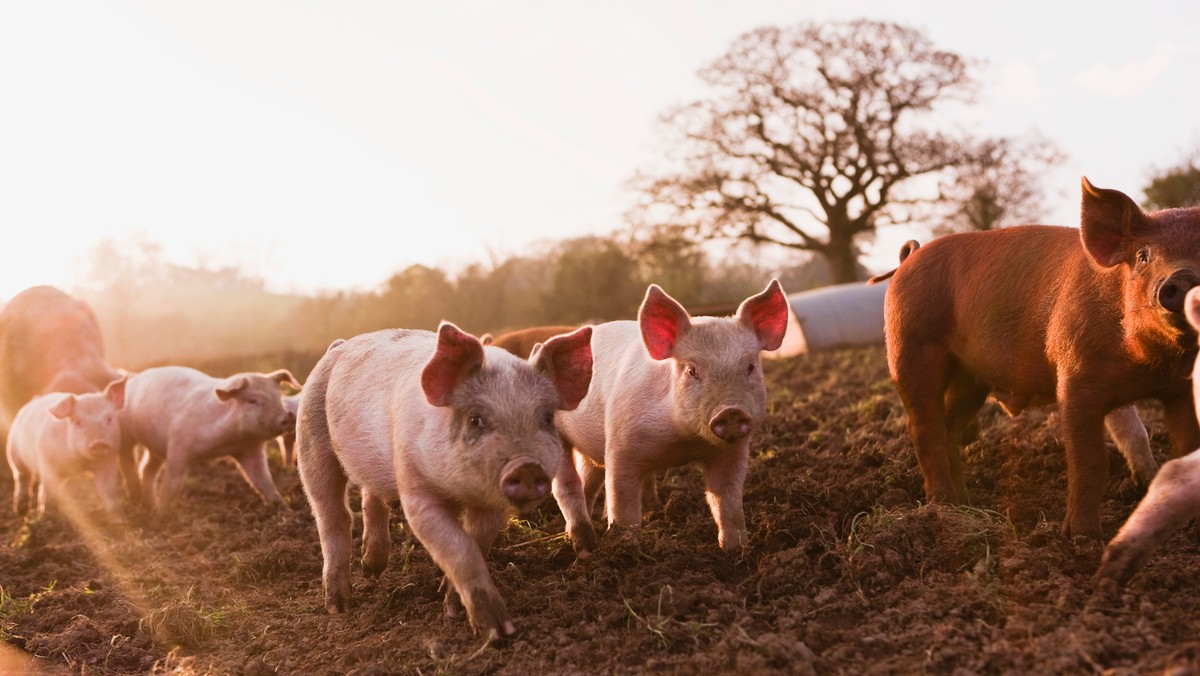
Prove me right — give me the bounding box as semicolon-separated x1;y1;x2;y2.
880;178;1200;538
553;280;788;553
1096;286;1200;584
119;366;299;514
296;322;592;638
7;376;127;516
482;325;578;357
0;286;123;445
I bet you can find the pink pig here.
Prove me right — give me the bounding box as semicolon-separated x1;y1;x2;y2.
553;280;789;553
119;366;299;514
7;376;127;516
296;322;592;638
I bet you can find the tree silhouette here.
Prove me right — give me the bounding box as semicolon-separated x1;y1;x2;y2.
1143;150;1200;211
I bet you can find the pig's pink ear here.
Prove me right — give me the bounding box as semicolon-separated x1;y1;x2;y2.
49;396;77;420
1185;287;1200;333
267;369;301;392
639;285;691;360
737;279;789;351
104;376;127;409
422;322;485;407
1080;177;1149;268
216;376;249;401
531;326;593;411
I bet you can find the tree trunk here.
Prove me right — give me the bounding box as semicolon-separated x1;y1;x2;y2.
824;236;860;285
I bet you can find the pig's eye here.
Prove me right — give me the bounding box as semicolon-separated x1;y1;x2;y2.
747;363;756;376
542;410;556;428
468;414;485;429
1136;248;1150;265
686;364;700;380
246;397;261;406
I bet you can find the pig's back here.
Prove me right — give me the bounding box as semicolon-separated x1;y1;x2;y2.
122;366;217;452
322;329;432;496
7;395;61;470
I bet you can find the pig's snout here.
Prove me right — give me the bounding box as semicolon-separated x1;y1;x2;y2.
500;459;551;509
278;409;297;432
85;441;113;459
709;406;753;443
1157;270;1200;314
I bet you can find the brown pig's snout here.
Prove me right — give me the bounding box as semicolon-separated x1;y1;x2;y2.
709;406;753;442
501;458;551;509
1157;270;1200;314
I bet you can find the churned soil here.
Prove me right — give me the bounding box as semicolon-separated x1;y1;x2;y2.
4;345;1200;674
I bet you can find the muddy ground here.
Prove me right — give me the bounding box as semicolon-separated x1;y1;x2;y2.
3;345;1200;674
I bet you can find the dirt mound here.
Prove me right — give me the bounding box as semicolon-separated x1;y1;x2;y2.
3;346;1199;674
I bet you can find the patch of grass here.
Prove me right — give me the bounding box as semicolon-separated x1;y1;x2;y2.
0;582;57;642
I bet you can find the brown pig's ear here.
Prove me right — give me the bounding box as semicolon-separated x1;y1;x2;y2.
640;284;691;360
216;376;249;401
737;279;789;352
49;396;78;420
1185;287;1200;333
422;322;485;407
531;326;593;411
1080;177;1149;268
104;376;127;409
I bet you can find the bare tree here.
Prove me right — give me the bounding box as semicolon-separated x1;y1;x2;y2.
1143;149;1200;211
630;19;1002;283
937;134;1065;232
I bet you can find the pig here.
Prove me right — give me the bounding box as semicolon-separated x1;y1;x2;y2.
483;325;579;358
878;178;1200;539
296;322;593;638
552;280;789;553
1096;286;1200;585
276;393;301;466
0;286;123;447
119;366;300;514
7;376;127;516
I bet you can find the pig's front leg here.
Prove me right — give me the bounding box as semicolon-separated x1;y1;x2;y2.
155;451;192;516
551;443;597;555
444;507;508;618
1096;450;1200;585
402;494;515;638
93;455;126;517
1105;405;1156;485
117;439;143;506
1058;390;1108;539
1162;394;1200;459
704;442;750;552
232;445;285;505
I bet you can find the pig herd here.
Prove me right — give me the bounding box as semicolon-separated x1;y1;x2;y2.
6;178;1200;641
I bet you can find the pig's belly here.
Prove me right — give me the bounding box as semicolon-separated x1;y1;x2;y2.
329;425;399;499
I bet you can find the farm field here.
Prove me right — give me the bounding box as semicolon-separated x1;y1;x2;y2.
3;345;1200;674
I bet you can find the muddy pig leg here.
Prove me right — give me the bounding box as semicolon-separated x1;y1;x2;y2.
703;442;749;552
360;486;392;577
402;495;514;638
551;443;597;556
1058;385;1108;538
1096;450;1200;585
444;507;508;618
1105;405;1156;485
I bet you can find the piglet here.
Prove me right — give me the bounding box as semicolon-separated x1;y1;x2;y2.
7;376;127;516
1096;286;1200;585
296;322;592;638
119;366;299;514
879;178;1200;538
553;280;789;552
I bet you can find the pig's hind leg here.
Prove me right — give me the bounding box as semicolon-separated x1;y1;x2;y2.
359;487;392;577
891;345;965;504
296;434;354;613
944;367;990;496
1105;405;1156;486
1096;450;1200;585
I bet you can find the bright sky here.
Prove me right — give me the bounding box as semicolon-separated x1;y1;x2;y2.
2;1;1197;301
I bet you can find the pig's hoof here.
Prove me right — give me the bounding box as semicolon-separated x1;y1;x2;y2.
570;523;598;557
464;588;513;639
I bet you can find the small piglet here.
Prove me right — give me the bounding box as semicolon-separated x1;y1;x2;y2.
119;366;299;514
553;280;789;552
7;376;127;516
879;178;1200;538
297;322;592;638
1097;286;1200;585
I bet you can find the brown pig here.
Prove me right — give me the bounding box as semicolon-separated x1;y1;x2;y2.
1096;286;1200;584
0;286;123;445
482;325;579;358
296;322;592;638
553;280;789;552
880;178;1200;538
7;376;127;516
119;366;300;514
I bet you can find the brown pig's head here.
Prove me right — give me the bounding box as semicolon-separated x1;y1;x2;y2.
215;369;301;440
639;279;789;447
1081;177;1200;349
421;322;593;512
49;375;127;463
